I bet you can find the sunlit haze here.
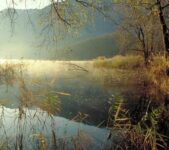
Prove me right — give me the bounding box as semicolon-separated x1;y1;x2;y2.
0;0;60;11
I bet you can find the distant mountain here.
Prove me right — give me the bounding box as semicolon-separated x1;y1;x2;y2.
0;3;120;60
49;33;117;60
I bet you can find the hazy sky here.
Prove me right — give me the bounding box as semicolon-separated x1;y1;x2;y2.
0;0;60;11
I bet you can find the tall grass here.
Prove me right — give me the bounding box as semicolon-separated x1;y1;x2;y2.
144;55;169;102
0;62;24;86
99;55;169;149
93;55;144;69
108;98;168;150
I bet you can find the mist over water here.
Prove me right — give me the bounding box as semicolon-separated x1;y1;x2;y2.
0;59;118;149
0;55;144;149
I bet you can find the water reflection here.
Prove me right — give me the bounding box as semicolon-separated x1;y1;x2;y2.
0;59;141;149
0;106;110;150
0;60;113;125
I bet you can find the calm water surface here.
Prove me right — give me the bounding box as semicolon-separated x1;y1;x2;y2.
0;59;139;149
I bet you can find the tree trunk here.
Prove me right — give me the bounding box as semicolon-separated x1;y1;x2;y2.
156;0;169;55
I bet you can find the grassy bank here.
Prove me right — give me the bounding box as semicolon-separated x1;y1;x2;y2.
94;55;169;149
94;54;169;102
93;55;144;69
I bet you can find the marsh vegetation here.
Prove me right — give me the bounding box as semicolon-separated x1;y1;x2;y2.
0;0;169;149
0;55;168;150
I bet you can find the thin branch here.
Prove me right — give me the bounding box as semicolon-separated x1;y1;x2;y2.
75;0;105;17
51;0;71;26
162;3;169;9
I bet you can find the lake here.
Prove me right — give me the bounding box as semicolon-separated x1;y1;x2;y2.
0;59;140;149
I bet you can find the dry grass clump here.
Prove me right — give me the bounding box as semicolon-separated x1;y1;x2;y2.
0;63;20;85
144;55;169;101
93;55;144;69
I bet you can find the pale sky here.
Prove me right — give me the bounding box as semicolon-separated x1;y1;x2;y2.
0;0;60;11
